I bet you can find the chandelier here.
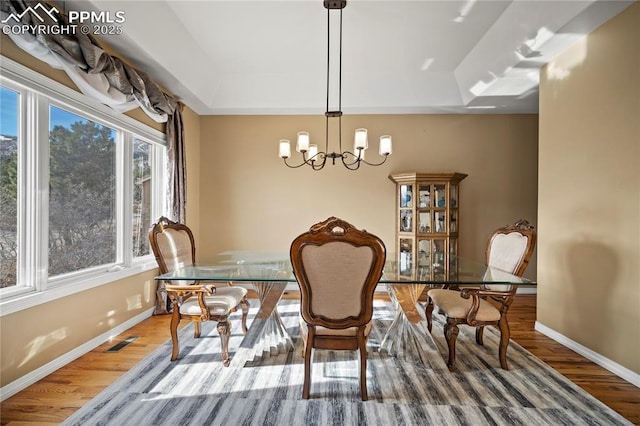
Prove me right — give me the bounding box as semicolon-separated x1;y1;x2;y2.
278;0;392;171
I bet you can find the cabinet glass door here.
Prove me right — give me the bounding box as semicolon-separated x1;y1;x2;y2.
434;184;446;208
450;210;458;233
448;239;457;279
417;239;431;267
400;210;413;232
432;239;446;280
418;184;431;207
434;210;446;233
400;184;413;208
399;238;413;277
418;211;431;233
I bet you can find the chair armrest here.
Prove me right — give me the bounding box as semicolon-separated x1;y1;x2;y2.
460;288;512;298
458;288;512;326
165;283;216;296
165;283;216;321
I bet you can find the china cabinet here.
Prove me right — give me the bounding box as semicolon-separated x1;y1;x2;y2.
389;172;467;298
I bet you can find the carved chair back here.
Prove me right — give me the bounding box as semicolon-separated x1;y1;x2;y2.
483;219;537;296
290;217;386;330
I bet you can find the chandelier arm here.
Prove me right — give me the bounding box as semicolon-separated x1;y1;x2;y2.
359;154;390;167
341;150;390;167
310;154;328;170
282;158;315;169
340;150;361;166
341;154;362;170
283;151;331;169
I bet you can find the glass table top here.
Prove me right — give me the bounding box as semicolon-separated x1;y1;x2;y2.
155;251;535;285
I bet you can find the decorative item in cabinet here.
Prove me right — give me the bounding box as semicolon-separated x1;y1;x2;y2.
389;172;467;300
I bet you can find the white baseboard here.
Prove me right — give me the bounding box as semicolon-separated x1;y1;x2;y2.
516;287;537;294
535;321;640;388
0;307;155;402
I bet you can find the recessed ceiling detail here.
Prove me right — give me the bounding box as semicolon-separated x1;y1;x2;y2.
63;1;634;115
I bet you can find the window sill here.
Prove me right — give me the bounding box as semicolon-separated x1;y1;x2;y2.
0;259;159;317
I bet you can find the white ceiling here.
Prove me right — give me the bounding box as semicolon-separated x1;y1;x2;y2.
64;0;633;115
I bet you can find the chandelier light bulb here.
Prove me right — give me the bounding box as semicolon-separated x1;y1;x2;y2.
354;128;368;150
279;139;291;159
308;144;319;161
296;131;310;153
379;135;392;156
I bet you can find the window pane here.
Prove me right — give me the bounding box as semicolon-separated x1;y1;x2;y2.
49;106;117;276
0;86;19;288
133;138;152;257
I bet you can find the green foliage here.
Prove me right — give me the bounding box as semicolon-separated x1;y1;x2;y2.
49;121;115;196
48;121;117;276
0;152;17;201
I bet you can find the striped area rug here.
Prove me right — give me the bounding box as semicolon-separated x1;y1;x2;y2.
63;301;631;425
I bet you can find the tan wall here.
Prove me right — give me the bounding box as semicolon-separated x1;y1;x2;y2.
0;36;201;386
198;114;539;280
0;271;157;385
538;2;639;373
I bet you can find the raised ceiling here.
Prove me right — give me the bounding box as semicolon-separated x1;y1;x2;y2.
64;0;633;115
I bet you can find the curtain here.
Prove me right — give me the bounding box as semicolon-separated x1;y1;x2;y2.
1;0;187;313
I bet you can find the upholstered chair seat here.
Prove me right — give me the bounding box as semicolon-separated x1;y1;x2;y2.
427;290;501;322
179;286;248;316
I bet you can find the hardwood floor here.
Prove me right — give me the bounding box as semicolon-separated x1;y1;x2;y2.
1;294;639;425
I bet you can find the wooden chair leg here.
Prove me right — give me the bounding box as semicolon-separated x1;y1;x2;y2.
425;298;434;332
358;332;368;401
301;334;307;357
302;329;314;399
217;319;231;367
475;326;485;345
194;321;201;338
240;296;250;334
169;309;181;361
498;317;511;370
444;318;459;372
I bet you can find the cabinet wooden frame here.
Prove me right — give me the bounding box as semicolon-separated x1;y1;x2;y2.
389;172;467;299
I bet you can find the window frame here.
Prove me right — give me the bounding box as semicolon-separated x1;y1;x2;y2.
0;56;167;316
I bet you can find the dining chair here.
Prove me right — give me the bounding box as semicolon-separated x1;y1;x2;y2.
425;219;536;372
149;216;249;366
290;217;386;401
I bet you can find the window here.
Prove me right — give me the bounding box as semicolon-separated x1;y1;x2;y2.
0;86;19;290
133;138;153;258
0;58;167;313
48;106;118;276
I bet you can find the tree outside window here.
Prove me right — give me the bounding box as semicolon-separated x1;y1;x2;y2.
48;107;117;276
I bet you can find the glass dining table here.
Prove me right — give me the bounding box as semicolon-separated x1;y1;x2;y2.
155;251;535;367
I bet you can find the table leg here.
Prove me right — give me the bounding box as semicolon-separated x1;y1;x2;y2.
230;281;294;367
252;281;295;356
379;284;438;366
